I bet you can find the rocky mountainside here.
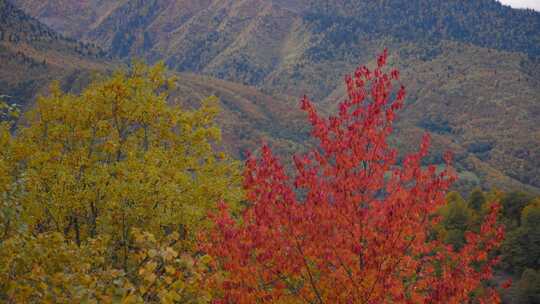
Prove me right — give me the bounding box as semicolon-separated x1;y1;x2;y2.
7;0;540;193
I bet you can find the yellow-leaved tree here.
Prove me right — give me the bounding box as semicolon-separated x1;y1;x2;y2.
0;230;217;303
0;101;23;241
0;63;242;303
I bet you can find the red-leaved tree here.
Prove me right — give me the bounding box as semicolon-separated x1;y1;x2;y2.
203;51;505;303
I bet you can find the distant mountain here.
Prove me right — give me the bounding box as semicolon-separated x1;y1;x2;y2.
8;0;540;193
0;0;109;107
12;0;540;79
7;0;128;39
0;0;304;159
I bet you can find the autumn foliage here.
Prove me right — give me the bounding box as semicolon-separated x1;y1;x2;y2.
204;51;505;303
0;54;512;303
0;64;241;303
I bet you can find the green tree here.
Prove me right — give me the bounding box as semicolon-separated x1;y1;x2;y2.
514;268;540;304
501;191;535;229
503;199;540;274
437;191;477;249
521;200;540;269
469;187;486;211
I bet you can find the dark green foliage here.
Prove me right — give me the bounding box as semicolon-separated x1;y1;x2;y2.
111;31;136;58
418;116;453;134
521;205;540;271
468;142;494;155
498;197;540;303
469;188;486;211
515;269;540;304
504;230;533;275
438;189;540;302
443;193;472;228
502;192;535;228
89;0;161;58
304;0;540;58
438;192;476;249
504;202;540;273
522;203;540;231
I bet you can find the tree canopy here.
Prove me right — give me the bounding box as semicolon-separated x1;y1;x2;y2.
0;63;242;303
204;51;505;303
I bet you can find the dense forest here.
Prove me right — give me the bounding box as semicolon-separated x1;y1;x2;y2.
305;0;540;57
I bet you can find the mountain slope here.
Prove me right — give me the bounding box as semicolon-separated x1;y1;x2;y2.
12;0;540;79
324;42;540;193
9;0;540;192
304;0;540;56
7;0;128;39
0;0;307;159
12;0;306;85
172;73;307;158
0;0;109;106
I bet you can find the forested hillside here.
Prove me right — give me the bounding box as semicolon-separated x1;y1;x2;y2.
12;0;540;87
10;0;540;193
0;0;305;158
305;0;540;56
0;0;108;107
